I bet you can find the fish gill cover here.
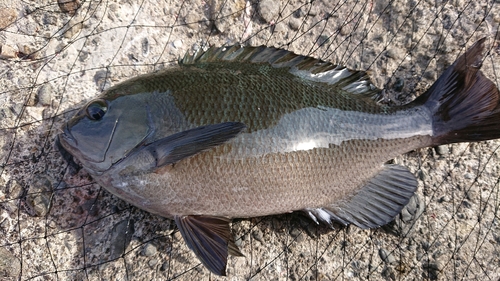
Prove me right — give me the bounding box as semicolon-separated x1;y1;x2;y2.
0;0;499;280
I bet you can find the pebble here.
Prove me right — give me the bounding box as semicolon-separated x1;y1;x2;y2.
289;227;301;238
385;49;397;59
422;261;441;280
289;18;301;31
308;6;319;16
148;259;158;267
435;145;449;156
58;0;81;15
252;228;264;243
8;179;23;199
379;248;397;264
109;219;135;259
293;8;304;18
392;77;405;92
184;13;199;30
451;142;469;156
25;175;53;217
142;243;158;257
37;84;54;106
64;22;83;39
418;169;427;181
0;247;21;278
160;261;169;271
173;39;183;49
94;70;112;91
422;241;431;251
0;8;17;29
381;266;396;280
0;44;17;59
259;0;279;23
141;38;149;56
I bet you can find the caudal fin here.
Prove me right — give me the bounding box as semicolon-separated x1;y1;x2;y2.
415;38;500;145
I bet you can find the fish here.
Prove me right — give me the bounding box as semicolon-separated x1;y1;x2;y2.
57;38;500;276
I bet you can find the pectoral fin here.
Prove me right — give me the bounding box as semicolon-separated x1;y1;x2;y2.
146;122;246;167
174;215;243;276
304;164;418;229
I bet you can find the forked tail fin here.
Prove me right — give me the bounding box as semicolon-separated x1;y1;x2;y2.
414;38;500;146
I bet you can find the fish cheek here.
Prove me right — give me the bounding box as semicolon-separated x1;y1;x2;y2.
104;102;151;163
70;117;117;164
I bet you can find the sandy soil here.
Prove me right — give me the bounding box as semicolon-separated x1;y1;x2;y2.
0;0;499;280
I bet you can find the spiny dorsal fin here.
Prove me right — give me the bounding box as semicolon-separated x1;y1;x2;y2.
180;45;382;100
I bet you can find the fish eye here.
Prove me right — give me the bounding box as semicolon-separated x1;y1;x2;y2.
85;99;108;121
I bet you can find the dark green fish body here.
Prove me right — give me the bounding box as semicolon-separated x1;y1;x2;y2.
58;40;500;275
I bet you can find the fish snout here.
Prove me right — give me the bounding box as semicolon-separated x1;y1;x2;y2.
59;122;77;147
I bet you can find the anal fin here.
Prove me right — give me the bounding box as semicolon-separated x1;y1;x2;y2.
174;215;243;276
304;164;417;229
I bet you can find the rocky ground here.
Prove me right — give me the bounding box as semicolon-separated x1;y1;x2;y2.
0;0;499;280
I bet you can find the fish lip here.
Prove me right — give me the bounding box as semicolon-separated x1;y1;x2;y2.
60;123;77;147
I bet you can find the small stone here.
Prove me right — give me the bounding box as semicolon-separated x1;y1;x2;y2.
37;84;54;106
422;241;431;251
25;175;53;217
148;259;158;267
7;180;23;199
451;142;468;156
0;44;17;59
381;266;396;280
435;145;449;155
418;170;427;181
386;48;397;59
438;195;449;203
424;70;437;80
461;200;471;208
442;14;452;30
94;70;112;91
235;236;243;247
58;0;81;15
184;13;199;30
108;3;119;12
141;38;149;56
422;261;441;280
308;6;319;16
259;0;280;23
173;39;183;49
379;248;397;264
392;77;405;92
289;227;301;238
289;18;301;31
0;247;20;278
109;219;135;259
63;20;83;39
252;228;264;243
293;8;304;18
142;243;157;257
0;8;17;29
43;14;58;25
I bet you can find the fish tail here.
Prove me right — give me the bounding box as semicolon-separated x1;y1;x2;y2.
415;38;500;146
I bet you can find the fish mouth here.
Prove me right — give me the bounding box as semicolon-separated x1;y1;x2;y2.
59;123;77;148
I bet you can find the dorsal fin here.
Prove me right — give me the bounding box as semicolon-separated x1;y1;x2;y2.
180;46;382;100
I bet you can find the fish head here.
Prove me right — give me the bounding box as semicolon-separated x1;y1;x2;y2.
58;94;153;174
